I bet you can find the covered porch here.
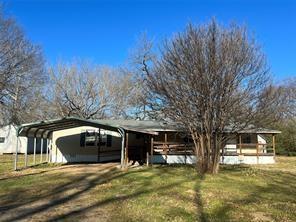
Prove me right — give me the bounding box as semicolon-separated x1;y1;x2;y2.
147;129;281;165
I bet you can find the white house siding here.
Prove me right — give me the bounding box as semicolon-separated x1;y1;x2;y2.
152;154;275;164
51;126;123;163
152;155;197;164
51;126;147;164
0;125;28;154
0;125;47;154
221;155;275;164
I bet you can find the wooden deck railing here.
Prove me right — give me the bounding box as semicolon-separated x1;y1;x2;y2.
234;143;275;155
152;141;194;156
151;141;275;156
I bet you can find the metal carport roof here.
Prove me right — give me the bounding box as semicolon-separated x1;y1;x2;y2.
17;117;159;139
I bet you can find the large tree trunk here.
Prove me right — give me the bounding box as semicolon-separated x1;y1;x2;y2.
192;132;223;174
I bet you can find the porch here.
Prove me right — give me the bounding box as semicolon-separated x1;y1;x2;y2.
144;131;279;165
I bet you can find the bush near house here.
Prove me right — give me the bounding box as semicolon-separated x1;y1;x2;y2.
273;119;296;156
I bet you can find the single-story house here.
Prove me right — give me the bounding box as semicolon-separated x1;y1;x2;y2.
13;117;281;170
0;125;46;154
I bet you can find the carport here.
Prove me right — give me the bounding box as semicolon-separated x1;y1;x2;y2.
14;117;158;170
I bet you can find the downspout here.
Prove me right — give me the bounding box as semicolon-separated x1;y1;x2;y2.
118;127;125;169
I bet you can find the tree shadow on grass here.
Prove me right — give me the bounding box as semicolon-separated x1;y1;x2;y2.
195;174;207;222
3;163;293;222
196;165;296;222
0;164;118;213
0;164;197;222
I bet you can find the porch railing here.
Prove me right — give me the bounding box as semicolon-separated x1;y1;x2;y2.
152;141;195;155
151;141;275;156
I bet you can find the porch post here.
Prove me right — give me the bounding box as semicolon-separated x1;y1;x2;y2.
150;136;154;166
97;129;101;163
164;133;168;163
272;134;276;157
221;141;225;164
125;132;129;166
239;134;242;154
184;143;187;164
146;135;150;166
256;142;259;164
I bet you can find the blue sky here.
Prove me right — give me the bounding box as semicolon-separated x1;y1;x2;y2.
6;0;296;81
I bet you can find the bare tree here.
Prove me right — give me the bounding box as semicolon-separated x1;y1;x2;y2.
128;33;161;120
49;60;134;119
282;77;296;118
142;19;284;174
0;7;46;125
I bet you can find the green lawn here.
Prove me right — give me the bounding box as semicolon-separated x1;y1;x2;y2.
0;154;46;175
0;155;295;222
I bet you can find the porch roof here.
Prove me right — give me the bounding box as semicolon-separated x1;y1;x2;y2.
237;128;281;134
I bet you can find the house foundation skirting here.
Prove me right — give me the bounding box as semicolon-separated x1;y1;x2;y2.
152;154;275;165
51;154;121;163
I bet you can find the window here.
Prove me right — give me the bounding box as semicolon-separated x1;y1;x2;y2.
80;130;97;147
99;133;112;147
107;135;112;147
100;134;107;146
80;130;112;147
85;130;96;146
0;137;5;143
242;134;251;144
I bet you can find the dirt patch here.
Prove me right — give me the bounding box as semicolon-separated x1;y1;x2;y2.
252;212;273;222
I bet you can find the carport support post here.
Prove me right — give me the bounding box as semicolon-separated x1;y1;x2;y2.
272;134;276;157
150;136;154;166
46;139;49;162
47;139;51;163
125;132;129;167
40;138;44;163
146;152;149;166
24;138;28;168
119;128;125;169
97;129;101;163
14;136;19;171
33;137;36;165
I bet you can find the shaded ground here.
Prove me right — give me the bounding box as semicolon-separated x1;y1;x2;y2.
0;155;295;221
